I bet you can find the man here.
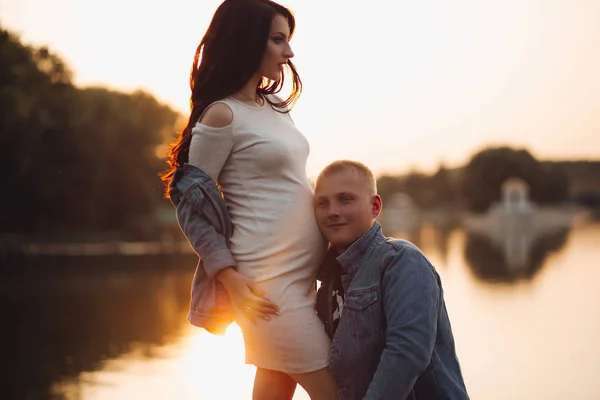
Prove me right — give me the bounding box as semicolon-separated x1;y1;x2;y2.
313;160;469;400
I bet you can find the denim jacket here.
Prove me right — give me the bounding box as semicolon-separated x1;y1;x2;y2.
317;222;469;400
169;164;235;334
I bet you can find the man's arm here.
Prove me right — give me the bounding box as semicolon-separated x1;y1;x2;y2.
363;247;440;399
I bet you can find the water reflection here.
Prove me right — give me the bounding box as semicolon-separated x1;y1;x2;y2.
381;215;572;283
464;228;570;283
0;254;196;400
2;222;599;400
381;213;466;269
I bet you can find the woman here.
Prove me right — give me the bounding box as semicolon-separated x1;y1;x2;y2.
161;1;338;399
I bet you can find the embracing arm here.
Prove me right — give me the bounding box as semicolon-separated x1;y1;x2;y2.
363;248;440;400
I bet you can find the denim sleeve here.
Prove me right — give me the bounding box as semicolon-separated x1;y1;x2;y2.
176;186;236;280
363;248;440;400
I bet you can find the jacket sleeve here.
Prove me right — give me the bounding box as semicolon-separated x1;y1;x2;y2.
180;121;236;279
176;186;236;280
363;248;440;400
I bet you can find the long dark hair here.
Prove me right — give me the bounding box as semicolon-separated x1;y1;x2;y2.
160;0;302;196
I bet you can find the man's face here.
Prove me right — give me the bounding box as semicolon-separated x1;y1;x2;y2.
314;170;382;253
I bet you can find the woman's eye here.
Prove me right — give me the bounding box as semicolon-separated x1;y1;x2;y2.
272;37;284;44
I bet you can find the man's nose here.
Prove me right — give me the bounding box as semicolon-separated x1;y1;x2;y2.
327;203;340;217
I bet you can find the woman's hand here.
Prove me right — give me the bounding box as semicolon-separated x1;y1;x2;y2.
216;267;279;324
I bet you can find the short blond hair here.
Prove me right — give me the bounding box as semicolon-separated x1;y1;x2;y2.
316;160;377;195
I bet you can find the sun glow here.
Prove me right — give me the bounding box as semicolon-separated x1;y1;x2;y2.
3;0;599;176
182;323;309;399
51;321;312;399
185;323;251;375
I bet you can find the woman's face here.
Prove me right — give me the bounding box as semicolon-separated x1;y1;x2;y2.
258;14;295;81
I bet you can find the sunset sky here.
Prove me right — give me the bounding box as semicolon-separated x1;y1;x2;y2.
2;0;599;178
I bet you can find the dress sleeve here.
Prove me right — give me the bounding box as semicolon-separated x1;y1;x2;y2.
188;121;234;182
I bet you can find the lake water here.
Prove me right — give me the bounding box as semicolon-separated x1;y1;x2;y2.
2;220;600;400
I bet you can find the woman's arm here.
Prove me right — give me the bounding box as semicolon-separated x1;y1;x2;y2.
187;103;278;323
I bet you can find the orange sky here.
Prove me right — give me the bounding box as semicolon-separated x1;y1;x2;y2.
2;0;599;177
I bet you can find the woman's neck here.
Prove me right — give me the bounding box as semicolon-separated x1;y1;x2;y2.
234;75;263;106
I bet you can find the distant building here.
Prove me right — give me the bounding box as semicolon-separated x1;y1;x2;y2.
497;177;534;215
463;177;578;273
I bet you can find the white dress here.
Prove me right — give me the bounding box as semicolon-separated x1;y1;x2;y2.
188;95;330;374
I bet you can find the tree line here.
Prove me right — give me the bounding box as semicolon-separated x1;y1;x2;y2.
378;147;600;212
2;27;598;241
1;27;181;239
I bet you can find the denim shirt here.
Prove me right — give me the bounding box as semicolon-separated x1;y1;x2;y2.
169;164;235;334
318;222;469;400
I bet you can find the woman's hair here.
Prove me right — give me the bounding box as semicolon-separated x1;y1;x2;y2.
160;0;302;196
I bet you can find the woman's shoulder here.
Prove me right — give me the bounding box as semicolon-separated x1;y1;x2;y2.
266;93;284;102
198;101;234;129
266;94;289;111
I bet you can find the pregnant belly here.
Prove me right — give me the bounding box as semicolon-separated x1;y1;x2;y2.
231;205;326;269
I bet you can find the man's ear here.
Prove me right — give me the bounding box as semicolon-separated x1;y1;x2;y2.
371;195;382;218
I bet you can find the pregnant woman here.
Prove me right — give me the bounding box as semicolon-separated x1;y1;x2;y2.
161;1;338;399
